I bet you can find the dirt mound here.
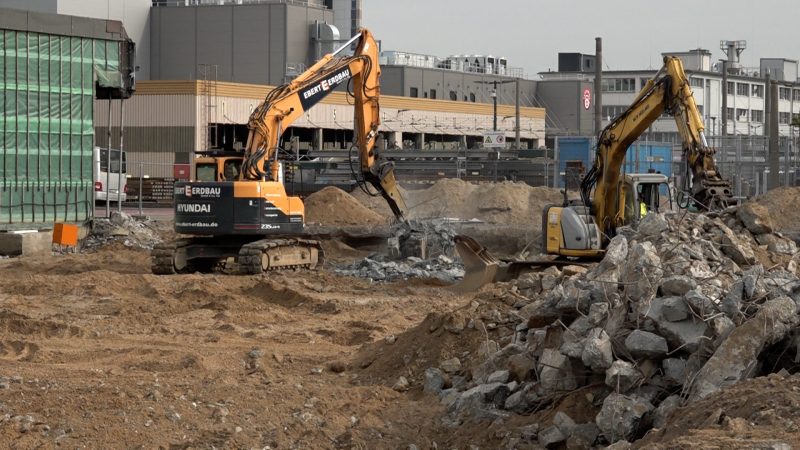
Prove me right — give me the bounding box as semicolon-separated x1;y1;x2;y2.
751;186;800;232
352;179;562;226
638;373;800;449
305;186;387;226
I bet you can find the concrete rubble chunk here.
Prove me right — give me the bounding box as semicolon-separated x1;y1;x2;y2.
660;275;698;296
588;302;610;326
507;353;536;382
661;297;690;322
684;289;716;315
710;315;735;342
487;370;510;384
623;242;663;308
539;348;578;392
589;235;628;287
582;328;614;372
566;423;600;450
662;358;687;385
605;360;643;393
450;382;511;415
538;425;566;448
743;265;764;298
716;220;756;266
638;212;669;237
440;357;462;374
645;297;709;353
720;280;744;319
653;395;681;429
553;411;577;436
604;440;632;450
423;368;447;395
737;202;774;235
504;386;538;413
624;329;668;359
595;393;653;442
690;296;800;401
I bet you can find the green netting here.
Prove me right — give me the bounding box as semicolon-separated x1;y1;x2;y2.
0;29;121;226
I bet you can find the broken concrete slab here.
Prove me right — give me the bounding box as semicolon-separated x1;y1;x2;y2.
539;348;578;392
581;328;613;372
661;297;690;322
605;360;643;393
737;202;773;235
0;230;54;256
662;358;687;385
660;275;697;296
644;297;709;353
595;393;653;442
624;329;669;359
689;296;800;401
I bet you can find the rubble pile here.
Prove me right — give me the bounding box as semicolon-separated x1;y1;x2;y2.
83;212;166;250
418;206;800;447
333;254;464;282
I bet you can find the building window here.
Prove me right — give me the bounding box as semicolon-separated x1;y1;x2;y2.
423;91;428;98
751;84;764;98
690;77;704;88
736;83;749;96
449;90;457;101
469;93;476;102
601;78;636;92
794;90;800;102
780;112;792;124
779;87;791;100
726;108;735;120
726;81;735;94
751;110;763;122
429;89;436;100
735;108;748;121
410;87;418;98
639;77;652;90
697;105;704;115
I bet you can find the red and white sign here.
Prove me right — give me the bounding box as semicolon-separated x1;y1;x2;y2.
583;88;592;110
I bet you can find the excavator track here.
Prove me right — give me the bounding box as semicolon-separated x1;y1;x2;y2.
237;238;325;274
151;237;325;275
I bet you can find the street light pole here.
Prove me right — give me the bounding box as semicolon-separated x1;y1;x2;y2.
491;82;498;131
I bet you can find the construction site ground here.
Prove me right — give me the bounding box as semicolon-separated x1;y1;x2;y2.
3;180;800;448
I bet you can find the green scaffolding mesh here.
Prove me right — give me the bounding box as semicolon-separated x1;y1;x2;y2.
0;29;120;227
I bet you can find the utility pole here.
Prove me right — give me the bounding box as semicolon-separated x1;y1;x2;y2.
768;76;780;190
515;78;521;148
594;37;603;136
491;82;498;130
475;79;516;132
721;59;728;136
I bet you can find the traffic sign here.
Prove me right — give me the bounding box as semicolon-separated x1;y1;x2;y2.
583;88;592;110
483;131;506;148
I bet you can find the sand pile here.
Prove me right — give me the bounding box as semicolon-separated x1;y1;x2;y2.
304;186;387;226
750;186;800;232
352;179;563;225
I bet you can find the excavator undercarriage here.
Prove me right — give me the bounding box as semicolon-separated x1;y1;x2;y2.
151;236;324;275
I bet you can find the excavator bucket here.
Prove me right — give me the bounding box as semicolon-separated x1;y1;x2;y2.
450;235;499;293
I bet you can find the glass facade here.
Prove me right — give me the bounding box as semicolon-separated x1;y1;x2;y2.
0;30;119;227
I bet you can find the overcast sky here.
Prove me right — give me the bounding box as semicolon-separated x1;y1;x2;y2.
363;0;799;76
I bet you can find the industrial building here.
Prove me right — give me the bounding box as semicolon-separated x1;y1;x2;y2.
538;43;800;142
0;6;132;230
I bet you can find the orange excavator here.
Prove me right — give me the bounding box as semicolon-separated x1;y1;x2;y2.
152;28;407;274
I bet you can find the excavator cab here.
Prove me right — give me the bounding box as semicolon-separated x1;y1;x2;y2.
622;173;673;225
194;156;244;182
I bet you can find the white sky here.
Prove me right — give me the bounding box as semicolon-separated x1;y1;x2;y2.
363;0;799;76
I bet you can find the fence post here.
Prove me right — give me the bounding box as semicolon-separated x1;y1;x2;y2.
138;162;144;216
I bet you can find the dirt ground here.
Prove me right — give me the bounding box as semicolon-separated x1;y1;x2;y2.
4;245;799;449
0;243;487;449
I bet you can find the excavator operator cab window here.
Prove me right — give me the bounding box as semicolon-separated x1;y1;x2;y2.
196;163;217;182
223;159;241;181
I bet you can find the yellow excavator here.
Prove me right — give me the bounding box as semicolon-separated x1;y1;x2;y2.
152;28;407;274
455;56;734;289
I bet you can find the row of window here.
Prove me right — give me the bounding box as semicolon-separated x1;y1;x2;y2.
602;77;800;101
725;107;764;122
409;87;482;102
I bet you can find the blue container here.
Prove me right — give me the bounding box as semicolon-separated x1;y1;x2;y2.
624;143;673;177
557;137;593;187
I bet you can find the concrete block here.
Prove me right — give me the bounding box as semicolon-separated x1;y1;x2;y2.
0;230;54;256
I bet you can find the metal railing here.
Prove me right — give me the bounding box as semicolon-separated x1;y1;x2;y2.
152;0;325;7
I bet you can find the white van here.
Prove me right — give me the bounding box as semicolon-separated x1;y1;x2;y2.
94;147;128;202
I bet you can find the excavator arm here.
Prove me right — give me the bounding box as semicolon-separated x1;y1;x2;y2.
582;56;732;237
241;28;407;220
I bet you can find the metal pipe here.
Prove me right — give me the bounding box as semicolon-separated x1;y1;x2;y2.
594;37;603;136
118;98;125;214
332;33;362;57
515;78;521;149
106;99;111;218
138;161;143;216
